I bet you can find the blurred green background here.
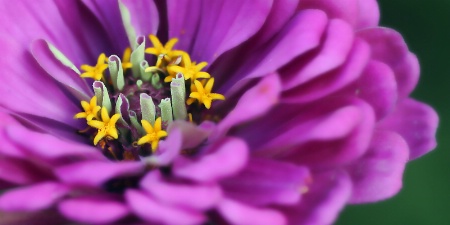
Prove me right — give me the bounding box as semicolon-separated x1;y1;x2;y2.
337;0;450;224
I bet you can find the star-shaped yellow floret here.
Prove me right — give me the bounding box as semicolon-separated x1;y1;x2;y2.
137;117;168;152
188;78;225;109
74;96;101;121
80;53;108;80
121;47;133;71
145;35;185;62
166;53;210;82
87;107;121;145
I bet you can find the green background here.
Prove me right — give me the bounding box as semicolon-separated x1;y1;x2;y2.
337;0;450;224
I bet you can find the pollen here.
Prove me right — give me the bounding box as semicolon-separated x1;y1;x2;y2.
188;78;225;109
74;96;101;121
137;117;168;152
166;53;210;82
80;53;108;80
87;107;121;145
145;35;186;63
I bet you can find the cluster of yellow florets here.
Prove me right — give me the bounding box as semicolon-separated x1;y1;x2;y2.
75;34;225;152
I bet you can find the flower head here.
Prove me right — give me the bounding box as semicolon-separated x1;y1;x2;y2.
0;1;438;225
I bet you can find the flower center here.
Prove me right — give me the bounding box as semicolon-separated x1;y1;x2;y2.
75;35;225;161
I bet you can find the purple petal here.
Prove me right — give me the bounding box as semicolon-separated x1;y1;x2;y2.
171;0;272;64
282;170;351;225
140;171;222;210
51;0;112;58
281;19;354;90
298;0;379;29
355;60;398;120
81;0;129;51
282;37;370;103
0;156;51;185
358;28;419;98
0;182;69;211
166;0;202;52
355;0;380;29
278;98;374;168
121;0;159;36
251;0;300;47
378;98;438;160
126;189;205;225
55;161;144;187
232;9;327;81
0;112;27;158
240;97;374;168
58;195;129;224
173;138;248;182
30;39;91;101
167;120;214;149
348;131;409;203
222;158;310;206
0;1;102;65
217;199;287;225
6;126;104;164
217;73;281;137
0;210;67;225
145;127;182;166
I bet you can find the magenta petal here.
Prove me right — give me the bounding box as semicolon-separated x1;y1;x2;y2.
252;0;300;47
0;157;51;185
282;37;370;103
6;126;104;163
279;98;375;168
218;199;286;225
189;0;272;64
126;189;205;225
356;60;398;120
217;73;281;136
0;182;69;211
58;195;129;224
355;0;380;29
378;98;438;160
173;138;248;182
358;28;419;98
243;9;328;80
222;158;310;206
282;170;351;225
145;127;182;166
121;0;159;37
30;39;91;101
81;0;128;51
168;120;214;149
298;0;379;29
55;161;144;187
348;131;409;203
281;19;354;90
166;0;202;52
140;171;222;210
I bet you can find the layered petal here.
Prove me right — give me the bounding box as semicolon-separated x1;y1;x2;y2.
348;131;409;203
378;98;438;159
282;170;352;225
0;182;69;211
173;138;249;182
126;189;205;225
58;195;129;224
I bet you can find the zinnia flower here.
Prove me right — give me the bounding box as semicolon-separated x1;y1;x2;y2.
0;0;438;225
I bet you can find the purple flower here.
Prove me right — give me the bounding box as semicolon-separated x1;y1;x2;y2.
0;0;438;225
